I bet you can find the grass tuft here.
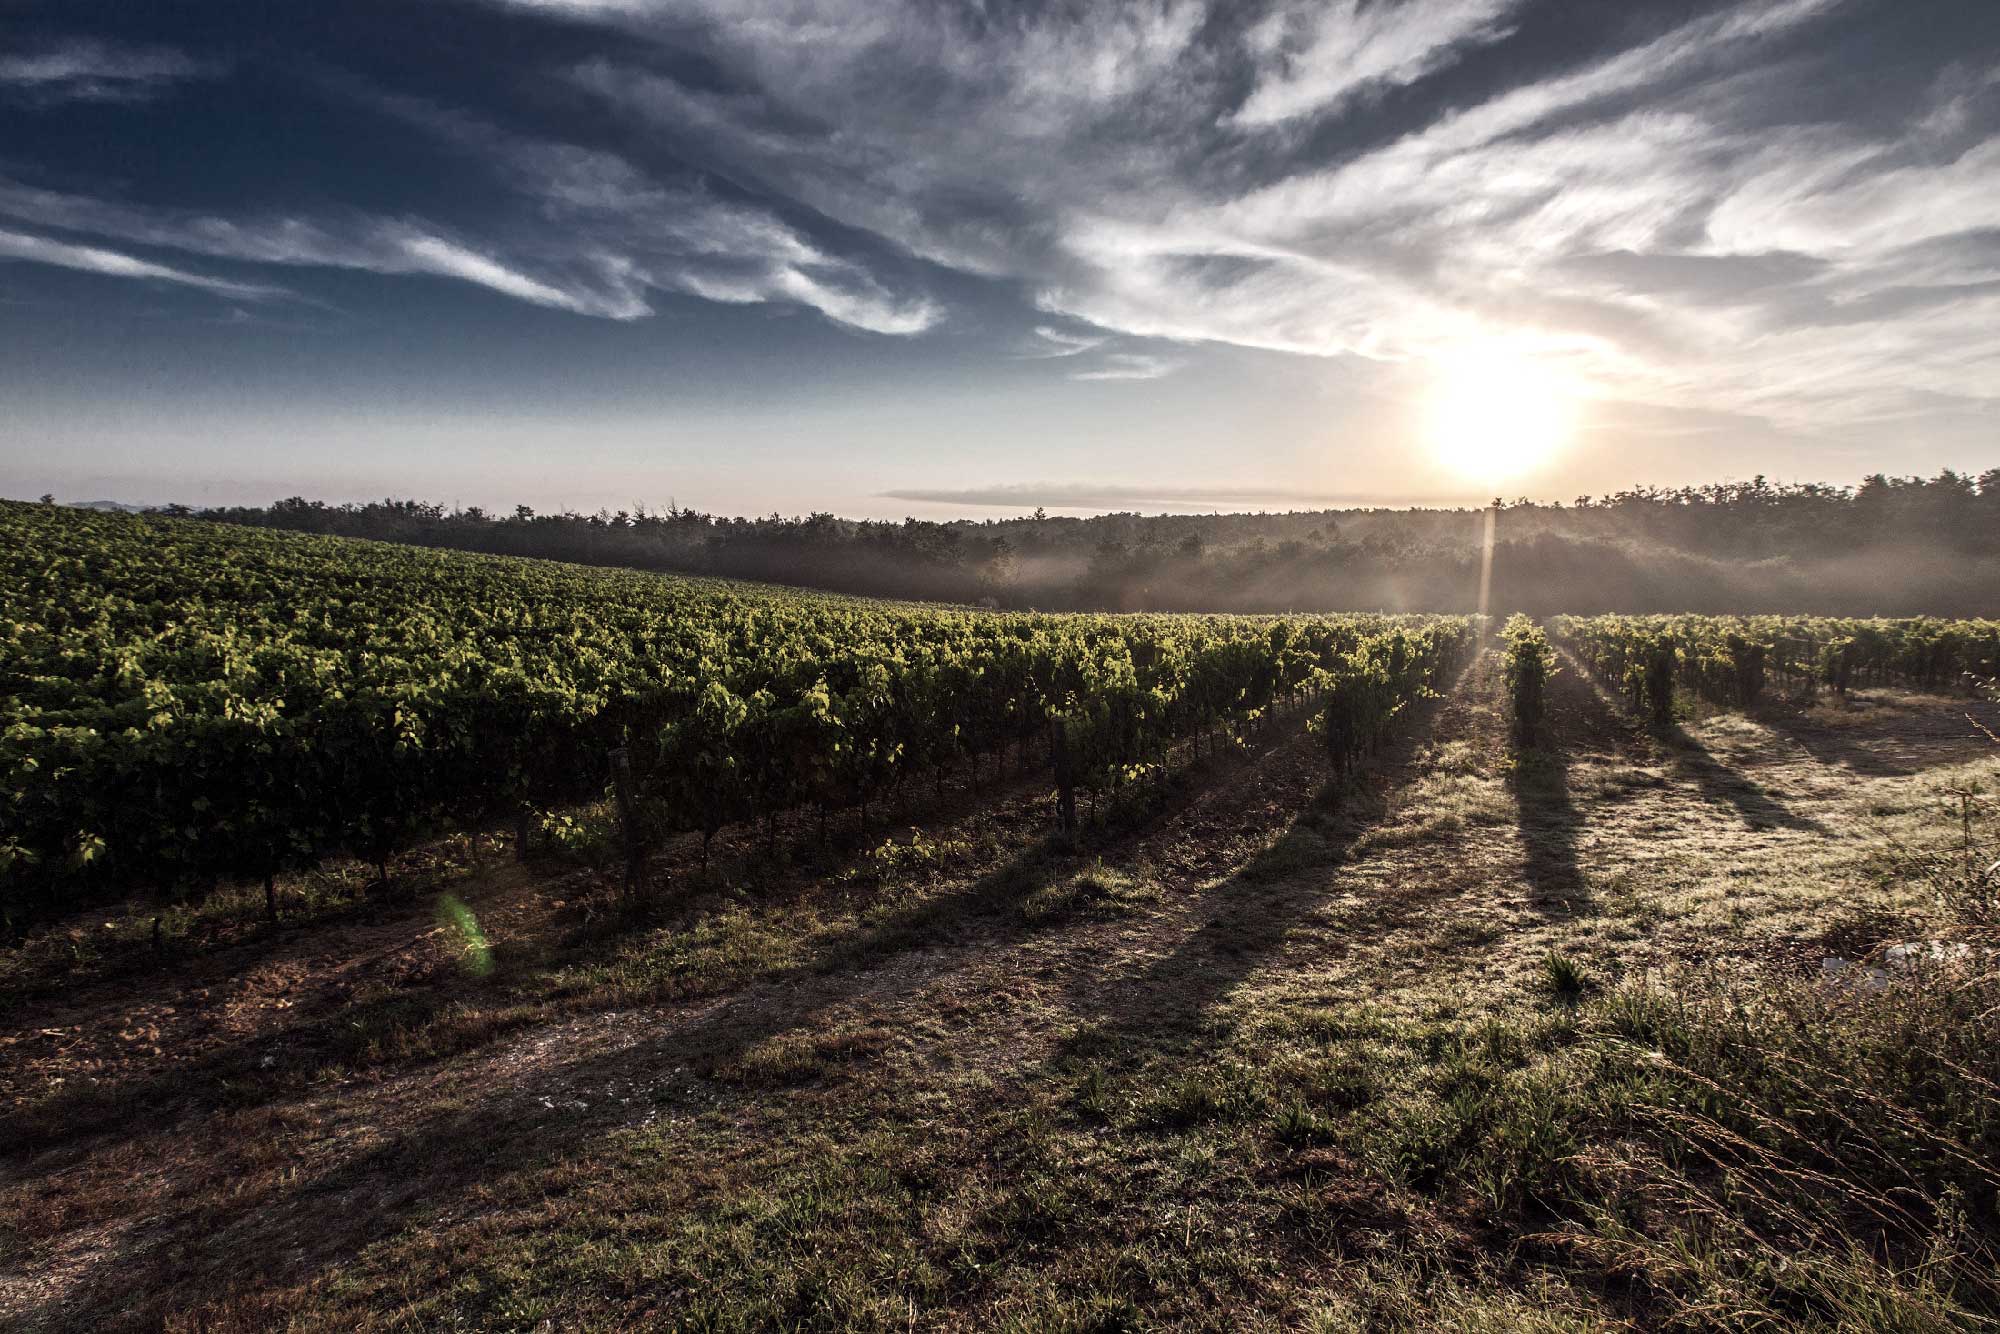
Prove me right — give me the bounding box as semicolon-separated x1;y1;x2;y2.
1537;949;1590;1002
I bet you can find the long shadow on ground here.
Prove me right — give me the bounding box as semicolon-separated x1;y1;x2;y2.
1507;655;1645;915
1549;645;1824;835
1512;744;1584;914
1662;729;1825;833
0;738;1090;1157
3;710;1339;1327
1752;695;2000;780
1047;653;1485;1062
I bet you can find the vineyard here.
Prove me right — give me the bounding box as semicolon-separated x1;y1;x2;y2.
7;501;2000;1330
1550;612;2000;724
1;501;1472;930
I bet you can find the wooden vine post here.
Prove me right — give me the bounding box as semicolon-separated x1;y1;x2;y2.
1051;718;1077;834
515;803;534;862
607;746;649;900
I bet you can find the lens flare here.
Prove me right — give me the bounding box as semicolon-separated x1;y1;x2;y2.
437;894;493;976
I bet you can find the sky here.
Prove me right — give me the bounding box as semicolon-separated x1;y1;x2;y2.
1;0;1996;519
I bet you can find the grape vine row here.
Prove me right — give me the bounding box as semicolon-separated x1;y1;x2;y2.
2;502;1472;925
1551;613;2000;719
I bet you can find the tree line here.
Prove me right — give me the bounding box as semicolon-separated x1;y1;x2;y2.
98;467;2000;615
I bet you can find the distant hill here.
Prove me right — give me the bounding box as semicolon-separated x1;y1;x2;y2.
71;500;149;513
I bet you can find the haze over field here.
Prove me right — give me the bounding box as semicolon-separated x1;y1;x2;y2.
3;0;1997;516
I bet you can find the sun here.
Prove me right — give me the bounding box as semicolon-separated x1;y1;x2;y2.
1424;343;1577;487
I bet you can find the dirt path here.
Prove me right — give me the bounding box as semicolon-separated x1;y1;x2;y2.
3;649;1996;1329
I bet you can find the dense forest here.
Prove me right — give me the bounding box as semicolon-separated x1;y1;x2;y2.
120;469;2000;614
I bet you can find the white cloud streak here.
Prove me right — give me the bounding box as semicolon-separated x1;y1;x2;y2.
0;180;649;317
1070;352;1179;381
0;227;284;299
1231;0;1522;127
1022;325;1108;358
363;94;939;332
392;232;645;317
0;40;215;104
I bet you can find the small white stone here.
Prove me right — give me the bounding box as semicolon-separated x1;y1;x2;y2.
1819;956;1889;992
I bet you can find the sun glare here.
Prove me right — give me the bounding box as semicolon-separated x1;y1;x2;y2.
1425;344;1577;487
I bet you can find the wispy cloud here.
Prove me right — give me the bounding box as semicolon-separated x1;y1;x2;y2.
0;70;939;330
0;228;283;299
0;39;215;105
1070;352;1178;381
0;180;647;317
362;93;939;333
1021;325;1108;358
1230;0;1522;127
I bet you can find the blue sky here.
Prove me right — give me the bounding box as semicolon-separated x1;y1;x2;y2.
2;0;1996;517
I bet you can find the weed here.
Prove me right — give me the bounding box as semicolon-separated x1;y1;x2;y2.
1537;949;1589;1001
1073;1067;1116;1122
1136;1064;1269;1131
1274;1100;1338;1146
1019;860;1159;925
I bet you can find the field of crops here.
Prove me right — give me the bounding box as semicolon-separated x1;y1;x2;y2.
0;501;1473;928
